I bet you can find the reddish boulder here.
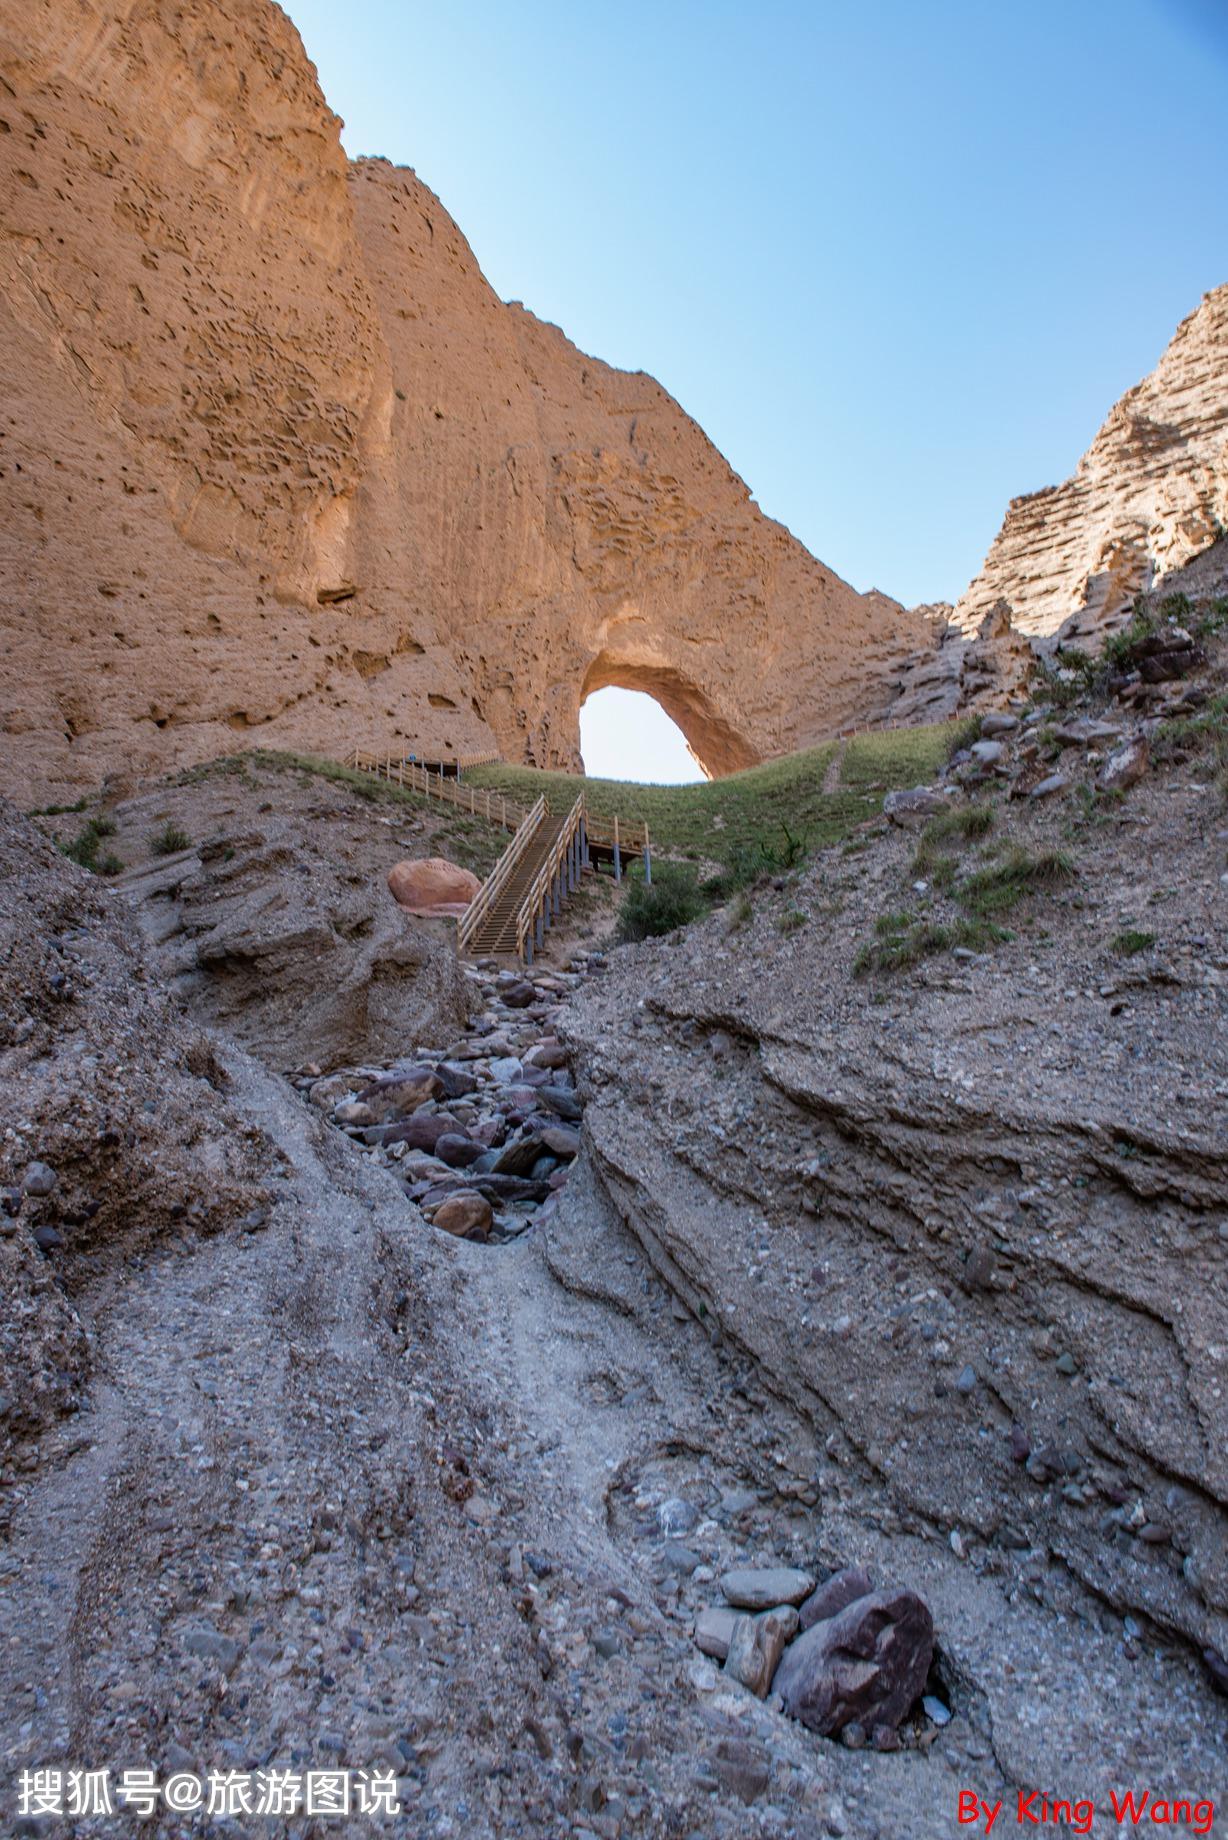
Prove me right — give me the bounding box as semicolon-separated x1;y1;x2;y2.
358;1066;440;1121
432;1191;493;1241
434;1132;484;1169
384;1111;459;1153
387;858;481;917
773;1587;933;1736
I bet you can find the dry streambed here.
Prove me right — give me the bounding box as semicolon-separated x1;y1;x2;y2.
293;957;600;1244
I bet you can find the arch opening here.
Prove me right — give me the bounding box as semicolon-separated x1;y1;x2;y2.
580;687;708;784
579;654;760;780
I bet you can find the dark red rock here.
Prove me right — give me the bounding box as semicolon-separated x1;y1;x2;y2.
525;1040;568;1070
798;1566;873;1632
773;1587;934;1737
358;1066;440;1121
434;1133;484;1169
540;1124;580;1158
383;1112;459;1153
493;1134;546;1177
434;1061;479;1099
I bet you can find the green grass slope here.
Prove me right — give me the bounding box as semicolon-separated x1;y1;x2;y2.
468;722;972;869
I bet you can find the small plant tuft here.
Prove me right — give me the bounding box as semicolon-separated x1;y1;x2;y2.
726;891;753;931
1111;929;1156;955
151;821;192;856
912;802;994;883
957;846;1075;917
59;816;124;876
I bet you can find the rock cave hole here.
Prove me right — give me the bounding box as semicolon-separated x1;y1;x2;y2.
579;687;710;785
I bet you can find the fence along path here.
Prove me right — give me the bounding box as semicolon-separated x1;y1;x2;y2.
348;749;651;962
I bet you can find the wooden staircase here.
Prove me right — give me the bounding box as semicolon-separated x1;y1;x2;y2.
462;809;572;959
347;748;654;963
457;793;587;963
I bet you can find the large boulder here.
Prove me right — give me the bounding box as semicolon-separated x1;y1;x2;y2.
388;857;481;917
882;787;951;827
798;1566;873;1633
772;1587;933;1737
358;1066;441;1121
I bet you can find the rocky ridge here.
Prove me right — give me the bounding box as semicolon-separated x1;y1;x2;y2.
954;286;1228;646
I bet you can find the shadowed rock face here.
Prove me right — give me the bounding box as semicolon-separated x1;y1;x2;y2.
0;0;930;803
560;729;1228;1680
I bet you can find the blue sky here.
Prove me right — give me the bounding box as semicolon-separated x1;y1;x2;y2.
285;0;1227;777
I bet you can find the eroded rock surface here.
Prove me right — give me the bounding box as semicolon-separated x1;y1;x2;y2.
97;756;474;1070
955;287;1228;646
0;0;932;804
0;799;270;1458
563;655;1228;1695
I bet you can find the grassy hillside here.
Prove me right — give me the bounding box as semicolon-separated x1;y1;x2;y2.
467;722;971;867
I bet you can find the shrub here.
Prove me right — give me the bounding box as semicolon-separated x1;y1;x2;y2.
617;861;708;942
1032;648;1097;707
726;892;753;931
59;817;123;876
706;823;810;898
1111;929;1156;955
151;821;192;856
777;907;807;934
855;913;1012;976
920;803;995;846
912;804;993;883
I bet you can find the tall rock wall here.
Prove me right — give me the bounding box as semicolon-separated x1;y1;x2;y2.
0;0;928;803
954;286;1228;646
344;158;924;776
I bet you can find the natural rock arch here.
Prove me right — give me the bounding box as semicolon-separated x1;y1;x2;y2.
579;652;761;780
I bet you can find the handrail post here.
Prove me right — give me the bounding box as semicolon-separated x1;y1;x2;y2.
613;813;621;884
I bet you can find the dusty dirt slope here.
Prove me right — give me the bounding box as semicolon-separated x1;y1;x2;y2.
3;589;1227;1834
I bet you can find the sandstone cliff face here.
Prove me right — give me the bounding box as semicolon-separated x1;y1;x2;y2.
0;0;928;802
346;160;927;777
954;287;1228;645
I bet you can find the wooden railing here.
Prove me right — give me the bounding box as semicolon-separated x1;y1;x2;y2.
349;750;529;833
347;750;654;959
584;809;649;861
348;748;648;865
514;795;585;963
455;797;546;956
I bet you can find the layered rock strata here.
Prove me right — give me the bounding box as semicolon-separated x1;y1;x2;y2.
954;287;1228;645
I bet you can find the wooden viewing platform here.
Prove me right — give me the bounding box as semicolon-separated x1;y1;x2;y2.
348;749;652;962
